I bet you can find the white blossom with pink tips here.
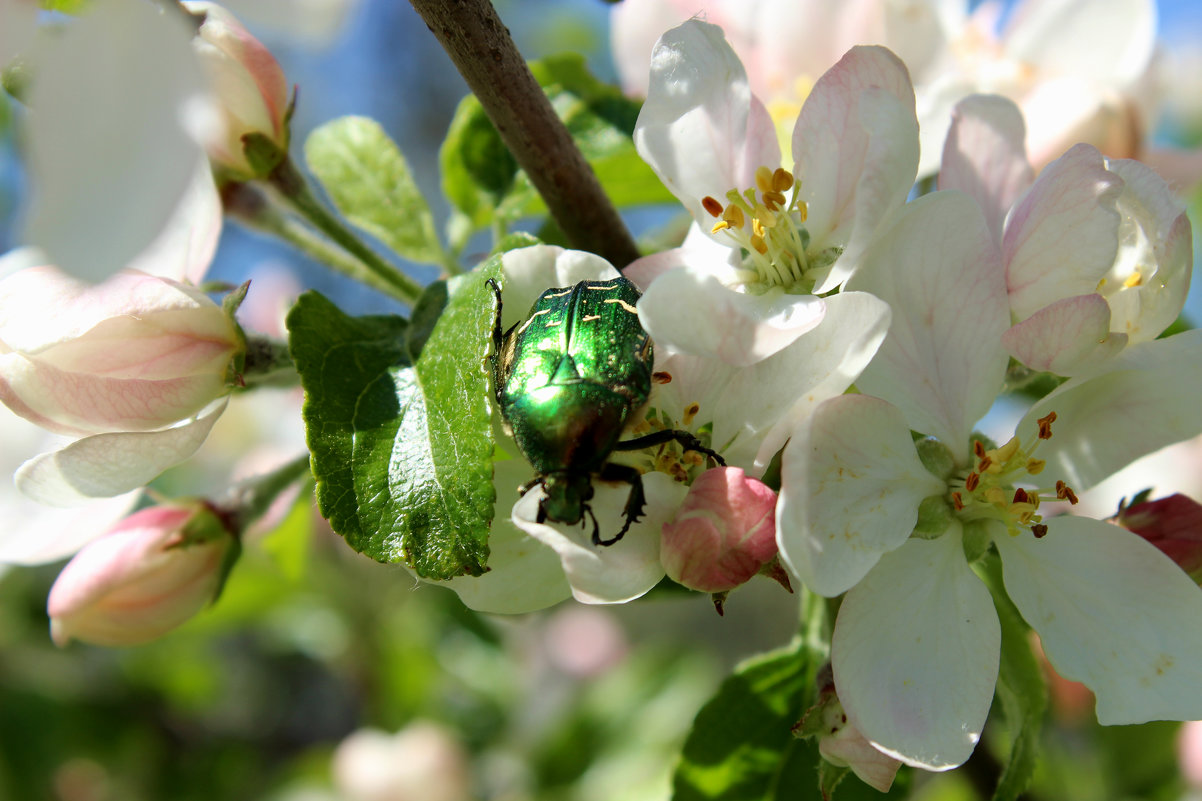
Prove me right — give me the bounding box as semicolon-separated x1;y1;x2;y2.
632;21;917;368
776;189;1202;770
939;95;1192;376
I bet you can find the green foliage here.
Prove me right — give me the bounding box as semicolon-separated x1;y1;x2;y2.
305;115;446;266
40;0;91;11
672;639;816;800
978;554;1047;801
440;53;674;251
286;259;502;579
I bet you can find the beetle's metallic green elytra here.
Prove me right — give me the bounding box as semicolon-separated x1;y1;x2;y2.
488;276;722;546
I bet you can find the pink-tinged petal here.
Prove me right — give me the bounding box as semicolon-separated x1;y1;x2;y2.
0;488;139;565
1103;159;1192;344
634;20;780;228
15;400;228;506
661;466;778;593
995;515;1202;724
23;2;208;283
793;45;918;292
849;191;1008;453
638;266;826;366
125;163;222;285
1022;329;1202;493
1120;494;1202;583
1139;147;1202;195
939;94;1033;244
1003;0;1155;87
498;246;620;331
1001;294;1127;375
834;533;1000;770
653;290;890;472
818;708;903;793
778;395;946;597
1004;144;1123;319
513;471;687;604
1020;77;1141;171
437;459;571;614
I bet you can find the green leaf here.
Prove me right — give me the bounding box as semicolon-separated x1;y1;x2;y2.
673;640;816;801
305;115;445;266
978;554;1047;801
439;54;674;246
40;0;91;12
287;264;500;579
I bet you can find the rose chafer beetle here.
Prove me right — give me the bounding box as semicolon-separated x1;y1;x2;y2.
488;275;724;546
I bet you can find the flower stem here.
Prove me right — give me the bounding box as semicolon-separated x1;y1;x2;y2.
266;157;424;305
239;335;299;389
219;454;313;534
409;0;642;270
223;181;418;305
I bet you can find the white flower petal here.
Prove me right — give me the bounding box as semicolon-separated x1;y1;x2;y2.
437;459;571;614
938;94;1033;245
777;395;946;597
0;493;140;566
498;246;619;331
125;161;222;285
1001;293;1128;376
0;0;37;67
1003;0;1156;87
1103;159;1192;344
638;266;826;366
849;191;1009;452
24;2;208;282
833;533;999;771
15;399;227;506
634;19;780;228
797;46;919;293
513;471;687;604
994;515;1202;724
1004;144;1123;320
1023;329;1202;492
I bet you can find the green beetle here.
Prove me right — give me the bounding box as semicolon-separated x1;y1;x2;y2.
488;275;723;546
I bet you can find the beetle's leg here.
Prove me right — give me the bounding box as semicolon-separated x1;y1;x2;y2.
594;463;646;546
517;477;542;497
582;504;602;546
612;429;726;466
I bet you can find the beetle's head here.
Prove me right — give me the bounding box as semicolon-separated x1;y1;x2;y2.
539;472;595;525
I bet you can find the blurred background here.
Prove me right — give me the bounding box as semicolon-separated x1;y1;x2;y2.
2;1;1202;799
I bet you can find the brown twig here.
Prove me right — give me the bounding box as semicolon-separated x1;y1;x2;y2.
410;0;642;269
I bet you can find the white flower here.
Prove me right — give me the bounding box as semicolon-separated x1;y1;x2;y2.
631;21;917;367
939;96;1192;375
777;190;1202;769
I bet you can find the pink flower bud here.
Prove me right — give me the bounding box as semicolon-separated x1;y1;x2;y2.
0;266;243;436
1118;494;1202;583
47;504;235;646
660;466;779;593
184;2;291;178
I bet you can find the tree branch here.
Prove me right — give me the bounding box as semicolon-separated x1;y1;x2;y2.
410;0;642;269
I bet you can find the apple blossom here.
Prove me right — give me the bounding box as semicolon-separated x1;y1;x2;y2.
184;1;292;180
47;503;236;647
0;260;245;504
430;244;888;610
631;21;916;368
777;190;1202;770
660;466;782;594
939;98;1192;375
332;722;472;801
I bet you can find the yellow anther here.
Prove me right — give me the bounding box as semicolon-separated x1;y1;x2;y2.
799;201;809;222
752;218;766;238
1037;411;1057;439
985;487;1006;506
751;234;769;254
993;437;1020;463
683;402;700;426
1026;457;1045;475
701;196;725;218
762;190;787;210
711;221;731;234
724;205;745;229
772;167;794;192
1124;271;1144;288
755;166;775;193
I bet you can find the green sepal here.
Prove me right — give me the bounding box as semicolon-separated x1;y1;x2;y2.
961;519;994;562
242;131;289;180
494;231;543;255
305;116;447;266
912;495;953;539
171;502;242;605
287;257;501;579
221;281;251;385
915;436;956;480
975;553;1048;801
818;762;852;800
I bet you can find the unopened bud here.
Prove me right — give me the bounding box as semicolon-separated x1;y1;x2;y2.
1117;494;1202;583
